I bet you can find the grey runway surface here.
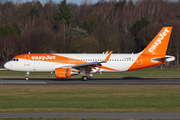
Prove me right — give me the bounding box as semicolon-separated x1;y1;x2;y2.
0;78;180;85
1;113;180;119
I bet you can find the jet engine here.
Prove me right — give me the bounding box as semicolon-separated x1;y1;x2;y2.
55;68;78;78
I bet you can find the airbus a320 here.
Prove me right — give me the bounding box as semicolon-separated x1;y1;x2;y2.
4;27;175;80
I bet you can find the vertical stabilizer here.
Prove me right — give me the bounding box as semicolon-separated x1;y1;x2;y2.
141;27;172;55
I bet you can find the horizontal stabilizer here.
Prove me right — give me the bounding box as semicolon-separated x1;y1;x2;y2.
151;55;175;63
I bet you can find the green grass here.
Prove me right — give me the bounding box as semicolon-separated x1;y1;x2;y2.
0;85;180;113
1;68;180;79
0;68;180;113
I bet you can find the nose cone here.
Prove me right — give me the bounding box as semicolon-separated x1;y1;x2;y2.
4;62;10;70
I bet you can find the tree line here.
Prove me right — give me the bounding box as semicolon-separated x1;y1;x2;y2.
0;0;180;65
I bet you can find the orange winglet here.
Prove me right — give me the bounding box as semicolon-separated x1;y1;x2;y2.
105;50;109;54
105;51;113;61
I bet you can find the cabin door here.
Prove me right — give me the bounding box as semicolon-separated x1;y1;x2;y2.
24;55;30;66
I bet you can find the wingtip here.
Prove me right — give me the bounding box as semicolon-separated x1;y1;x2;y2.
105;50;113;61
105;50;109;54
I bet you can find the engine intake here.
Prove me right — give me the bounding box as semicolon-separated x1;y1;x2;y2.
55;68;71;78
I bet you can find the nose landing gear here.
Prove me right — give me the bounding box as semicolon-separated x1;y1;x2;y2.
26;72;29;81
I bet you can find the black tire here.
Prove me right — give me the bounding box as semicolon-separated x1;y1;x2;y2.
82;76;88;81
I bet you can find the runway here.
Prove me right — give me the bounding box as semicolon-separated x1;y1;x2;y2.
1;113;180;119
0;78;180;85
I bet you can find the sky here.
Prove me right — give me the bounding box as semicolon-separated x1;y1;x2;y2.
66;0;100;5
11;0;178;6
18;0;101;5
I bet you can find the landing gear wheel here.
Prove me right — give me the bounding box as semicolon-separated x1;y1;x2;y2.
82;76;88;81
26;77;29;81
89;74;93;78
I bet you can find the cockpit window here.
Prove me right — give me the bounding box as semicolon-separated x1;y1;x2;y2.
12;59;19;61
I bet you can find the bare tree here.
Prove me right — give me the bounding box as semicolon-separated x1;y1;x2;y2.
0;37;17;62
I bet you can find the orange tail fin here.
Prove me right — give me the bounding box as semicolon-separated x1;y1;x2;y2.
141;27;172;55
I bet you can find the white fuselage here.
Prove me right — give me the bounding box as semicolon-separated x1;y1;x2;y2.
4;53;140;73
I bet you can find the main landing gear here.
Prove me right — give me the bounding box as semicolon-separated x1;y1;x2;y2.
81;74;93;81
26;72;29;81
82;75;88;81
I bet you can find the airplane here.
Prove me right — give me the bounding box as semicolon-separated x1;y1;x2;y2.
4;27;175;81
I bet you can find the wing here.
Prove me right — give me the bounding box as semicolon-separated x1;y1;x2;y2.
71;51;113;72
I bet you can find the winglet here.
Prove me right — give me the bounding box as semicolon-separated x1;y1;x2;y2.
105;50;109;54
105;51;113;61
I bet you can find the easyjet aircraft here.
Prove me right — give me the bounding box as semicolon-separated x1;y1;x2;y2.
4;27;175;81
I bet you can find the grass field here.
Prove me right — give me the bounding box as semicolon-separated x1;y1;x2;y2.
1;68;180;79
0;85;180;113
0;68;180;114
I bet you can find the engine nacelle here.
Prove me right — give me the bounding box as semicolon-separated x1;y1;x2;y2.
55;68;72;78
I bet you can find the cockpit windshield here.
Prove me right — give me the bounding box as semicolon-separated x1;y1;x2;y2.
11;59;19;61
